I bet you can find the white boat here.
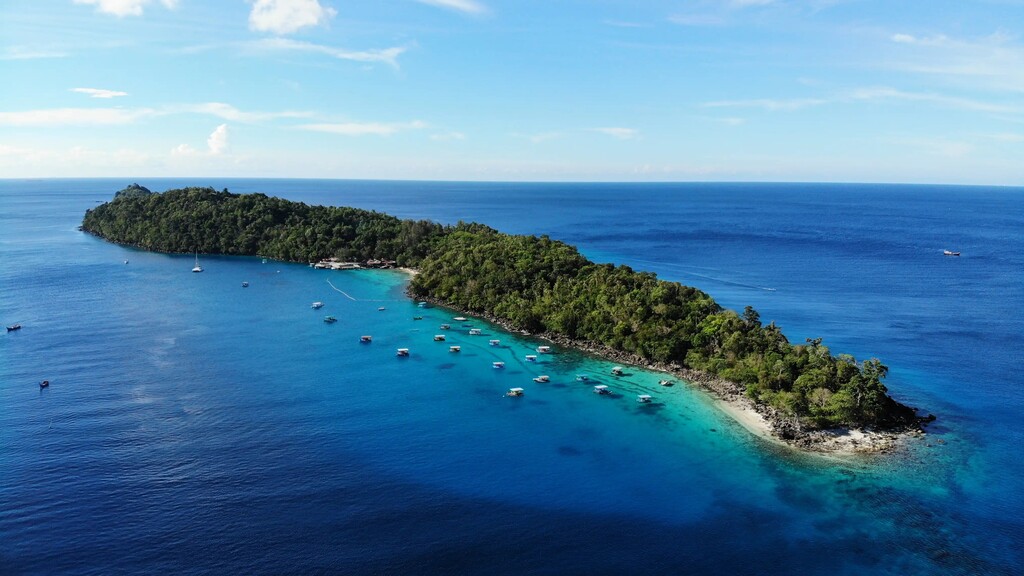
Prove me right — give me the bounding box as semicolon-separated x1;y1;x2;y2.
396;348;410;357
449;345;461;353
506;387;524;397
659;379;674;387
360;335;372;343
311;301;324;309
637;394;653;403
493;361;505;369
576;374;589;381
434;334;446;341
943;250;961;256
440;324;451;330
533;375;550;383
611;367;624;376
594;385;610;395
241;281;249;288
378;307;386;311
489;339;501;346
468;328;482;335
454;317;467;321
525;355;537;362
536;345;551;354
192;251;203;273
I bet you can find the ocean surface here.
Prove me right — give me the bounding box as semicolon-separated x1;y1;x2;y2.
1;179;1022;575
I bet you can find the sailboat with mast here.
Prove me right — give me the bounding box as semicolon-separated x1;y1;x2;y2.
192;251;203;273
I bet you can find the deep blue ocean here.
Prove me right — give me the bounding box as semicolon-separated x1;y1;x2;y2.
1;179;1022;575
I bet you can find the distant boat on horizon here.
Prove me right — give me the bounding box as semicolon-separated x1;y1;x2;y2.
943;250;961;257
192;251;203;273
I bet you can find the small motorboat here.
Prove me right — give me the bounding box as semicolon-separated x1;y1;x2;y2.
468;329;482;335
611;367;624;376
449;345;461;353
533;375;550;383
637;394;653;404
659;379;674;387
594;385;610;395
506;387;524;397
434;334;447;341
39;380;49;388
378;307;386;311
489;339;500;346
536;345;551;354
525;355;537;362
323;316;338;323
440;324;451;330
576;374;589;381
453;317;467;321
493;361;505;369
413;316;423;320
943;250;961;256
242;281;249;288
396;348;410;357
311;301;324;309
7;324;22;332
360;335;372;343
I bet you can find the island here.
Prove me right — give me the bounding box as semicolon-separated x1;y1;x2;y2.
82;186;932;452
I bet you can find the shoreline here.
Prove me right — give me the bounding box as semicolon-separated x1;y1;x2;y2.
410;291;927;456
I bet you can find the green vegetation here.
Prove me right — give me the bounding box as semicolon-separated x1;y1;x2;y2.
82;186;444;266
114;183;154;199
83;186;917;429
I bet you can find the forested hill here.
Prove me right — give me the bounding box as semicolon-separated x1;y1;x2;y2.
82;187;445;265
83;186;919;430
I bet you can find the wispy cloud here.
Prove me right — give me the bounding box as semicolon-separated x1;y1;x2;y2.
173;102;314;123
72;0;177;17
0;107;156;126
592;127;639;140
247;38;407;68
430;131;466;141
885;31;1024;93
702;98;826;111
668;14;726;27
0;47;68;60
604;20;648;28
514;132;563;144
71;87;128;99
298;120;427;136
249;0;337;35
414;0;487;15
847;86;1018;114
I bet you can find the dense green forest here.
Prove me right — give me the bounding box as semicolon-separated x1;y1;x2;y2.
84;186;917;429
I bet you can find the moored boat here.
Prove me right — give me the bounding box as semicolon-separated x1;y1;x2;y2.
533;375;550;383
525;355;537;362
659;379;674;387
396;348;410;357
449;345;461;353
39;380;49;388
594;385;610;395
489;339;500;346
360;335;372;343
493;361;505;369
241;281;249;287
468;328;482;335
440;324;451;330
576;374;589;381
323;316;337;323
434;334;446;341
453;317;467;321
611;367;624;376
311;301;324;309
7;324;21;332
943;250;961;256
637;394;653;403
536;345;551;354
506;387;524;397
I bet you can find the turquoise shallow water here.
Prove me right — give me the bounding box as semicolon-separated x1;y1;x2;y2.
1;179;1021;575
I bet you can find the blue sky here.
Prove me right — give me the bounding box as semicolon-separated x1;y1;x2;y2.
2;0;1023;184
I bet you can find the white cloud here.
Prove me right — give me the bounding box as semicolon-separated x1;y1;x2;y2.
415;0;487;15
248;38;406;68
702;98;826;111
207;124;229;154
430;131;466;141
171;143;199;156
513;132;563;144
669;14;726;26
72;0;177;17
249;0;337;35
848;86;1018;114
176;102;313;122
593;127;639;140
885;31;1024;93
71;87;129;99
0;107;155;126
0;47;68;60
298;120;427;136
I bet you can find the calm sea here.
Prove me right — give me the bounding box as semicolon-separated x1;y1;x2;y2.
1;179;1022;575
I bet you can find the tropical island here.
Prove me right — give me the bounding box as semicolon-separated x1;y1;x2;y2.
82;185;931;452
